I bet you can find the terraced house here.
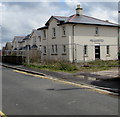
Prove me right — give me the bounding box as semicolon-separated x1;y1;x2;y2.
38;5;118;63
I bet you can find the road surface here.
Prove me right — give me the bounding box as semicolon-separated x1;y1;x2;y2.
2;67;119;115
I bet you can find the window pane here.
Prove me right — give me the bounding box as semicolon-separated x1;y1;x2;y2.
84;45;87;55
95;27;98;34
63;26;66;35
106;45;110;54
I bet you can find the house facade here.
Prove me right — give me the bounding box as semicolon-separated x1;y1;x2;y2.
30;29;41;50
12;36;25;50
38;5;118;63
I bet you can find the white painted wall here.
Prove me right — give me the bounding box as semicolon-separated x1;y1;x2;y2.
41;19;118;63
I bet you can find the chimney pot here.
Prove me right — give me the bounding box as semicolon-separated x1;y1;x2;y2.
76;4;83;16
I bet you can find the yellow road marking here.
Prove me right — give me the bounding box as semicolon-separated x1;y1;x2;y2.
13;70;118;97
0;111;7;117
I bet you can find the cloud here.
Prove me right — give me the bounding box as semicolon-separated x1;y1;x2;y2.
87;3;118;23
65;2;118;23
1;2;118;50
1;3;69;43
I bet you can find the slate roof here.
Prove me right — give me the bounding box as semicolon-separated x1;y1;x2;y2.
34;30;41;36
13;36;25;41
23;34;31;40
64;14;118;26
38;14;118;30
37;26;48;30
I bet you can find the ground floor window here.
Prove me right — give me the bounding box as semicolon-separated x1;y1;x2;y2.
43;46;47;54
63;45;66;53
84;45;88;55
106;45;110;55
51;45;58;54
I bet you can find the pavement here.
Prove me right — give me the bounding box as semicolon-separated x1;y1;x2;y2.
1;62;120;95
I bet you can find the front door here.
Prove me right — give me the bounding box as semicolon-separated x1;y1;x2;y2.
95;45;100;59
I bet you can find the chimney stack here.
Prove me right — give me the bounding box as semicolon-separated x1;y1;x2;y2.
76;4;83;16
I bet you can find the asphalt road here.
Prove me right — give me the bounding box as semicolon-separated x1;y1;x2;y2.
2;67;119;115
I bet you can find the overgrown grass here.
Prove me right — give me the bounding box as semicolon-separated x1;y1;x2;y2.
24;62;78;73
24;60;119;73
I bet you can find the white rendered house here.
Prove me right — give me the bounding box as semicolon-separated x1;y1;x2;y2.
38;5;118;63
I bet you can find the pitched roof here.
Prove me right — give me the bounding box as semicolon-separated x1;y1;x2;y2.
34;30;41;36
23;34;31;40
65;14;118;26
13;36;25;42
30;29;41;36
53;16;69;22
37;26;48;30
42;14;118;28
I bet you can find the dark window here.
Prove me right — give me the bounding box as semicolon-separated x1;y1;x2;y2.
55;45;58;53
106;45;110;54
53;28;56;37
52;45;54;53
43;30;46;38
44;46;46;53
39;36;41;42
95;27;99;35
84;45;87;55
63;45;66;53
62;26;66;36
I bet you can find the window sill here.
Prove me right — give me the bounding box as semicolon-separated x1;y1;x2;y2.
84;55;88;57
52;37;56;39
43;38;46;40
62;35;66;37
94;34;99;37
106;54;110;57
62;53;67;55
51;53;58;55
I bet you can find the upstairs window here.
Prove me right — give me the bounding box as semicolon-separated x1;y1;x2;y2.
52;28;56;37
95;27;99;35
43;30;46;38
39;36;41;42
62;26;66;36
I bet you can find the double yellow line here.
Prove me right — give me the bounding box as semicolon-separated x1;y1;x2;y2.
0;111;7;117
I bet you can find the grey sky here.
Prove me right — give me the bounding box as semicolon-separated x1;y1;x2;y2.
0;2;118;49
